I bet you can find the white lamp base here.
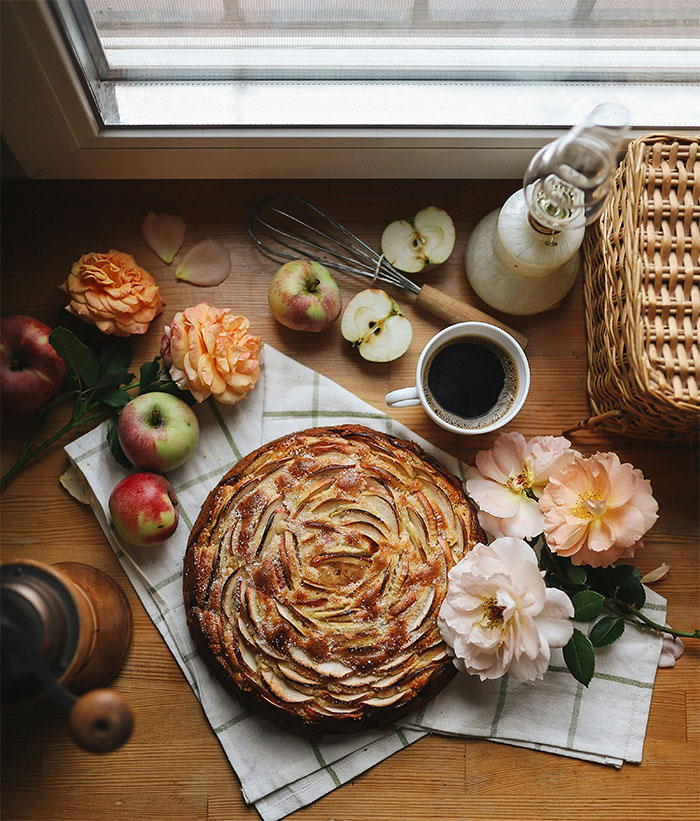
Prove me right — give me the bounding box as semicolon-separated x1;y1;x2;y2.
465;208;581;316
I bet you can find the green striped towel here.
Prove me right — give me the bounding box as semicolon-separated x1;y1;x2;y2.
65;344;664;820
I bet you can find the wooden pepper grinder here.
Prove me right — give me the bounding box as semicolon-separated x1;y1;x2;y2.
1;559;134;753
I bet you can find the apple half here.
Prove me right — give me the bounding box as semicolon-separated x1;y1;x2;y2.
341;289;413;362
380;206;456;274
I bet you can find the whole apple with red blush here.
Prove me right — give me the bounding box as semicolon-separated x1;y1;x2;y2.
109;472;179;546
0;315;67;415
117;391;199;472
268;260;341;332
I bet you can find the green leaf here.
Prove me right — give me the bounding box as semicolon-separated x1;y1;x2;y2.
93;369;134;390
99;336;132;376
566;564;588;586
590;615;625;647
49;328;100;387
572;590;605;621
139;358;161;392
100;388;132;409
562;629;595;686
586;566;611;596
610;565;642;590
616;582;646;609
106;416;131;469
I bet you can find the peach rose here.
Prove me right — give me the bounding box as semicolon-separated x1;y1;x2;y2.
61;250;163;337
161;303;261;405
540;452;658;567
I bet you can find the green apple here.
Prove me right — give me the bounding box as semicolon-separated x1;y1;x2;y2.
268;260;342;332
341;289;413;362
381;206;456;274
117;391;199;472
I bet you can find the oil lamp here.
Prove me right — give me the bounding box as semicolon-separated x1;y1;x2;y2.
465;103;629;315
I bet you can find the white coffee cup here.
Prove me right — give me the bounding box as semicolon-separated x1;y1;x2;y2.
385;322;530;434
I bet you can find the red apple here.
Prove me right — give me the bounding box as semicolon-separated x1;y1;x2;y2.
267;260;341;332
0;315;68;415
109;472;179;547
117;392;199;472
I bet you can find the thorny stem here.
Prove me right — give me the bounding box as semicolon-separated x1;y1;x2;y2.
539;540;699;640
608;596;700;640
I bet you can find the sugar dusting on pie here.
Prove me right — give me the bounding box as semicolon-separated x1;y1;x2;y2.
184;425;483;733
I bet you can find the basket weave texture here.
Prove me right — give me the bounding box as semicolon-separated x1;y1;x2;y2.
582;133;700;438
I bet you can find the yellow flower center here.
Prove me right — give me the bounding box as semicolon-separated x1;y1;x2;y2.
482;596;505;629
571;490;608;520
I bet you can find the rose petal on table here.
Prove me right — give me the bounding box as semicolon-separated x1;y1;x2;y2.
658;634;685;668
59;465;91;504
176;238;230;286
142;212;186;263
641;563;671;584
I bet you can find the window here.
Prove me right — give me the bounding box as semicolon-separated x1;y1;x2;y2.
58;0;700;127
2;1;698;178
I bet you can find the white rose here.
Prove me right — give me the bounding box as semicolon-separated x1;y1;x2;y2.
438;537;574;682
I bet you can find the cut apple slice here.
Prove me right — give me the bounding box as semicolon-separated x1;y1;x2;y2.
381;206;455;274
341;288;413;363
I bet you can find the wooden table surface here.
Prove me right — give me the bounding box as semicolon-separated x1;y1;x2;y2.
1;179;698;821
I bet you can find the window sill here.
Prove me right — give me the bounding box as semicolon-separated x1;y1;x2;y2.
3;1;699;180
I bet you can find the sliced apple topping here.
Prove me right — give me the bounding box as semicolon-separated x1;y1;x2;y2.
362;494;399;535
261;666;313;703
288;645;354;678
380;206;456;274
404;588;435;633
238;637;260;673
329;691;371;703
341;288;413;362
362;690;407;707
420;481;456;530
275;601;308;634
277;662;320;686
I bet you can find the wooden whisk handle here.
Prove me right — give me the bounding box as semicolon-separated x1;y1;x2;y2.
415;284;528;350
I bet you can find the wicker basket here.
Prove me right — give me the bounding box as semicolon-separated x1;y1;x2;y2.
578;133;700;439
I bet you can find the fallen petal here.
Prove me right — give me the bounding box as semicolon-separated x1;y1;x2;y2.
658;634;684;668
59;465;91;504
142;212;186;263
641;563;671;584
176;238;230;286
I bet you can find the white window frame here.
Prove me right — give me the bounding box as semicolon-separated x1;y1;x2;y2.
3;1;699;180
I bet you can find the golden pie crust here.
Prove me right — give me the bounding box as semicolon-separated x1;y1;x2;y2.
184;425;483;733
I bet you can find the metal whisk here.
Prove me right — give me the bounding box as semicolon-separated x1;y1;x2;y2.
248;194;527;349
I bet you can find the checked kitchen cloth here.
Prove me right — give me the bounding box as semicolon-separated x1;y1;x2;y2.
65;344;665;821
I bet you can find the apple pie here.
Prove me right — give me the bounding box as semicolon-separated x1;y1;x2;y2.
184;425;483;733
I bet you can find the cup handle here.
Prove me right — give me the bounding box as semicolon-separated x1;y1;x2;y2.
385;387;420;408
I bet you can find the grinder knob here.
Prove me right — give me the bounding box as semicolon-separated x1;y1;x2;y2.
69;689;134;753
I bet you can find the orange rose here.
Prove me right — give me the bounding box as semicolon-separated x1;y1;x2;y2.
161;303;261;405
60;250;163;337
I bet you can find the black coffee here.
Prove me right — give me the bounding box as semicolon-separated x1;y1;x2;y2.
423;337;517;429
